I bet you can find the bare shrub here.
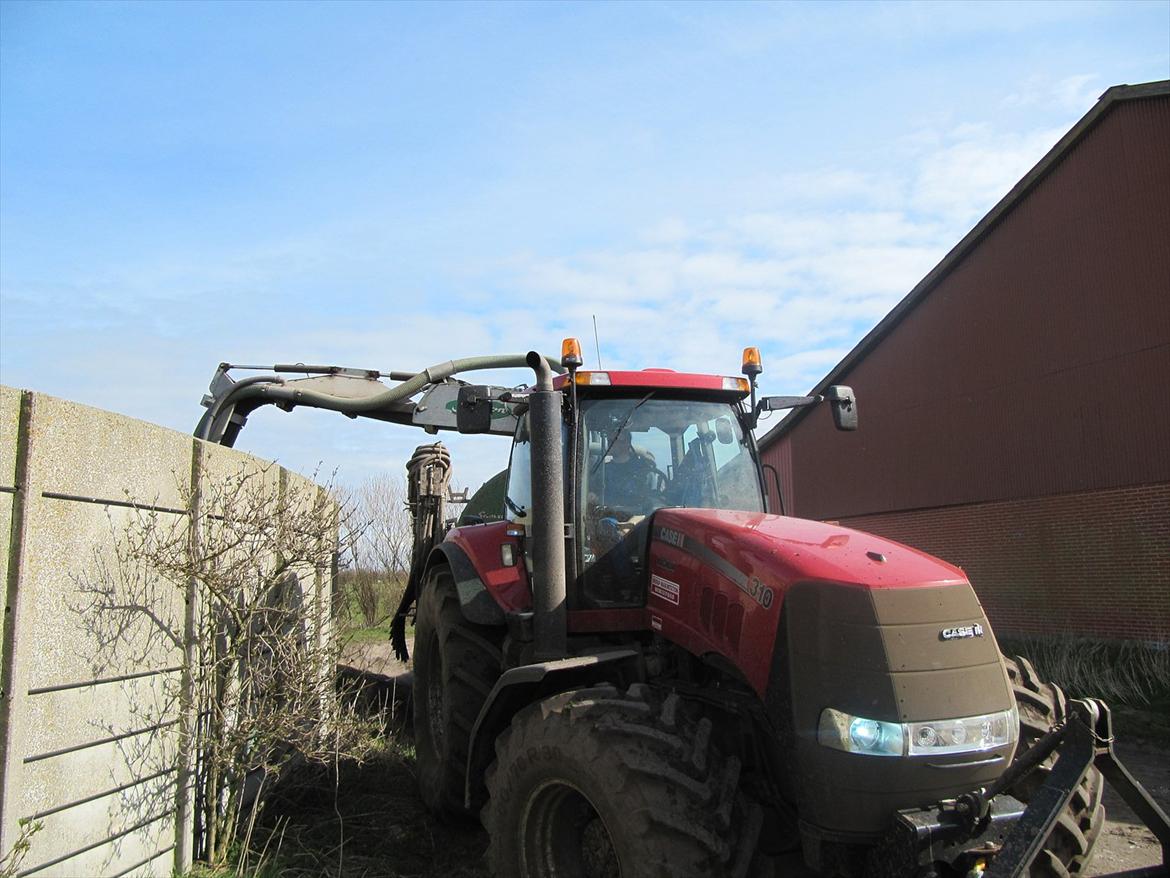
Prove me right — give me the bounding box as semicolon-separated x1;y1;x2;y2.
79;463;377;866
336;473;412;632
0;819;43;878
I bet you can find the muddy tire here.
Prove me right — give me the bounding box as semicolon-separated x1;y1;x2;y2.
1006;656;1105;877
412;566;503;818
482;683;762;878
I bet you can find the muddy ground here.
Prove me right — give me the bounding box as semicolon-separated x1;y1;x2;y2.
251;643;1166;877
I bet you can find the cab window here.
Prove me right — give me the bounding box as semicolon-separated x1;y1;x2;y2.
504;414;532;524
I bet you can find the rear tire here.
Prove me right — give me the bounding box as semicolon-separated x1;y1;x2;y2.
1005;656;1105;877
412;566;503;818
482;683;762;878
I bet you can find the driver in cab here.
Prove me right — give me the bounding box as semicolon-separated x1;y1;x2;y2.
602;431;658;514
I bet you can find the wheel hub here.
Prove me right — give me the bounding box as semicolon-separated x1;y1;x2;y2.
523;779;620;878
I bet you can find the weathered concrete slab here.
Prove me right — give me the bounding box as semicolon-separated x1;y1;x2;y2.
29;393;192;509
0;387;336;877
0;386;19;671
21;501;187;690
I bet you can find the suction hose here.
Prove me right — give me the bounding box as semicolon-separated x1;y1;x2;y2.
204;354;565;435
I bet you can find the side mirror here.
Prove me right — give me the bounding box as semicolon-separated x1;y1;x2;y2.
824;385;858;431
715;417;734;444
456;385;494;433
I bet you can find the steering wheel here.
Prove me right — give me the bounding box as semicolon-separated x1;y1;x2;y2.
591;503;637;523
648;467;669;507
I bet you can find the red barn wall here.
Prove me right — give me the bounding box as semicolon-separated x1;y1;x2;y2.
760;92;1170;643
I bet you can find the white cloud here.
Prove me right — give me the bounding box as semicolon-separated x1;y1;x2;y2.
1003;73;1102;113
910;125;1067;225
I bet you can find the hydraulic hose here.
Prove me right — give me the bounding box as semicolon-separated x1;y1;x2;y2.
391;442;452;662
222;354;563;417
196;353;565;444
195;374;286;442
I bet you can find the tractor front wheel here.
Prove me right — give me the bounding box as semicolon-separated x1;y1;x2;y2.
412;566;503;818
482;683;761;878
1005;655;1106;876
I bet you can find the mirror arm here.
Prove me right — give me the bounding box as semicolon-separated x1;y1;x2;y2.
755;395;821;419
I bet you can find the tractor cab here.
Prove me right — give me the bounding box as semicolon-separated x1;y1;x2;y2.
582;381;764;608
496;361;766;611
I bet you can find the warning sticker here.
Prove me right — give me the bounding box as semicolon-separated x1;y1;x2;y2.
650;574;680;606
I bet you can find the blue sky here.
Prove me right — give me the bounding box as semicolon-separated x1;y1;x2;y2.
2;0;1168;493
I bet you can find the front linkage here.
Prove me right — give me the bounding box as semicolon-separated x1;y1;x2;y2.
872;699;1168;878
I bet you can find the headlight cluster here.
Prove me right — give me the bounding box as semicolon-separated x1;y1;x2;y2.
818;707;1018;758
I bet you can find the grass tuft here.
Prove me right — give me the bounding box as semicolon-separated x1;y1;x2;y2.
1001;634;1170;710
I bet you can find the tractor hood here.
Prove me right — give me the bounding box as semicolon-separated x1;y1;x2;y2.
651;507;968;592
647;508;1015;837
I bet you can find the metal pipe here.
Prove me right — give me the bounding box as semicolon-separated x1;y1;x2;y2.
212;353;565;418
525;350;567;660
195;375;286;442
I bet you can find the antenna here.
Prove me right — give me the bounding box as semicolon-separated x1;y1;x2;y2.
592;315;603;369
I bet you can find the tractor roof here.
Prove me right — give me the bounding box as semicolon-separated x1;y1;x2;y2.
552;369;751;399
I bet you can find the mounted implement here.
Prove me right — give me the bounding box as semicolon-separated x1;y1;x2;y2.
196;341;1168;877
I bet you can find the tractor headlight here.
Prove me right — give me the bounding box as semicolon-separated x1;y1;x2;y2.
818;707;1017;757
818;709;903;757
905;707;1018;755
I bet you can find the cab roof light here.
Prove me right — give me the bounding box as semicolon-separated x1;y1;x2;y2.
575;371;611;386
561;337;584;369
742;347;763;377
723;377;750;392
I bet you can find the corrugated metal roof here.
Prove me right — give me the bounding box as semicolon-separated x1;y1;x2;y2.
759;79;1170;451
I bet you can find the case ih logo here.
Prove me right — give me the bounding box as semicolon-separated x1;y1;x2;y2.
940;624;985;641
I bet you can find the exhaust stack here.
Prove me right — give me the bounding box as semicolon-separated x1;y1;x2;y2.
526;350;567;660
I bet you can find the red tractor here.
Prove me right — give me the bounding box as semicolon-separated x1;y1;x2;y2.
196;342;1167;878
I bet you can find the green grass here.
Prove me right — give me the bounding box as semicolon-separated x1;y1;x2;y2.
1001;634;1170;711
334;574;412;647
342;622;397;644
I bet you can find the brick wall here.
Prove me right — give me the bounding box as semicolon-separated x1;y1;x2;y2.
837;481;1170;645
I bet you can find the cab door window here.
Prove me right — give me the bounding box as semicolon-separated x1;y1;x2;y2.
504;414;532;525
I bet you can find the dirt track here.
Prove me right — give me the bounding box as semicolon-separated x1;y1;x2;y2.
340;642;1168;876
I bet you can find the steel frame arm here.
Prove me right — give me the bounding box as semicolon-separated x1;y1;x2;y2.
194;354;565;445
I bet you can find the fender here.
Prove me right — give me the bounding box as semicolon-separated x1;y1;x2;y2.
426;542;507;626
462;649;643;810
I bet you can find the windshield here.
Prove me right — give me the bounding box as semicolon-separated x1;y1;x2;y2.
581;396;763;517
577;395;763;606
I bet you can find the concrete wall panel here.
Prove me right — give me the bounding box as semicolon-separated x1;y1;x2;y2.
29;395;191;510
0;385;19;488
20;734;179;825
1;387;335;877
29;806;173;878
1;386;22;671
22;672;182;764
20;501;187;691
